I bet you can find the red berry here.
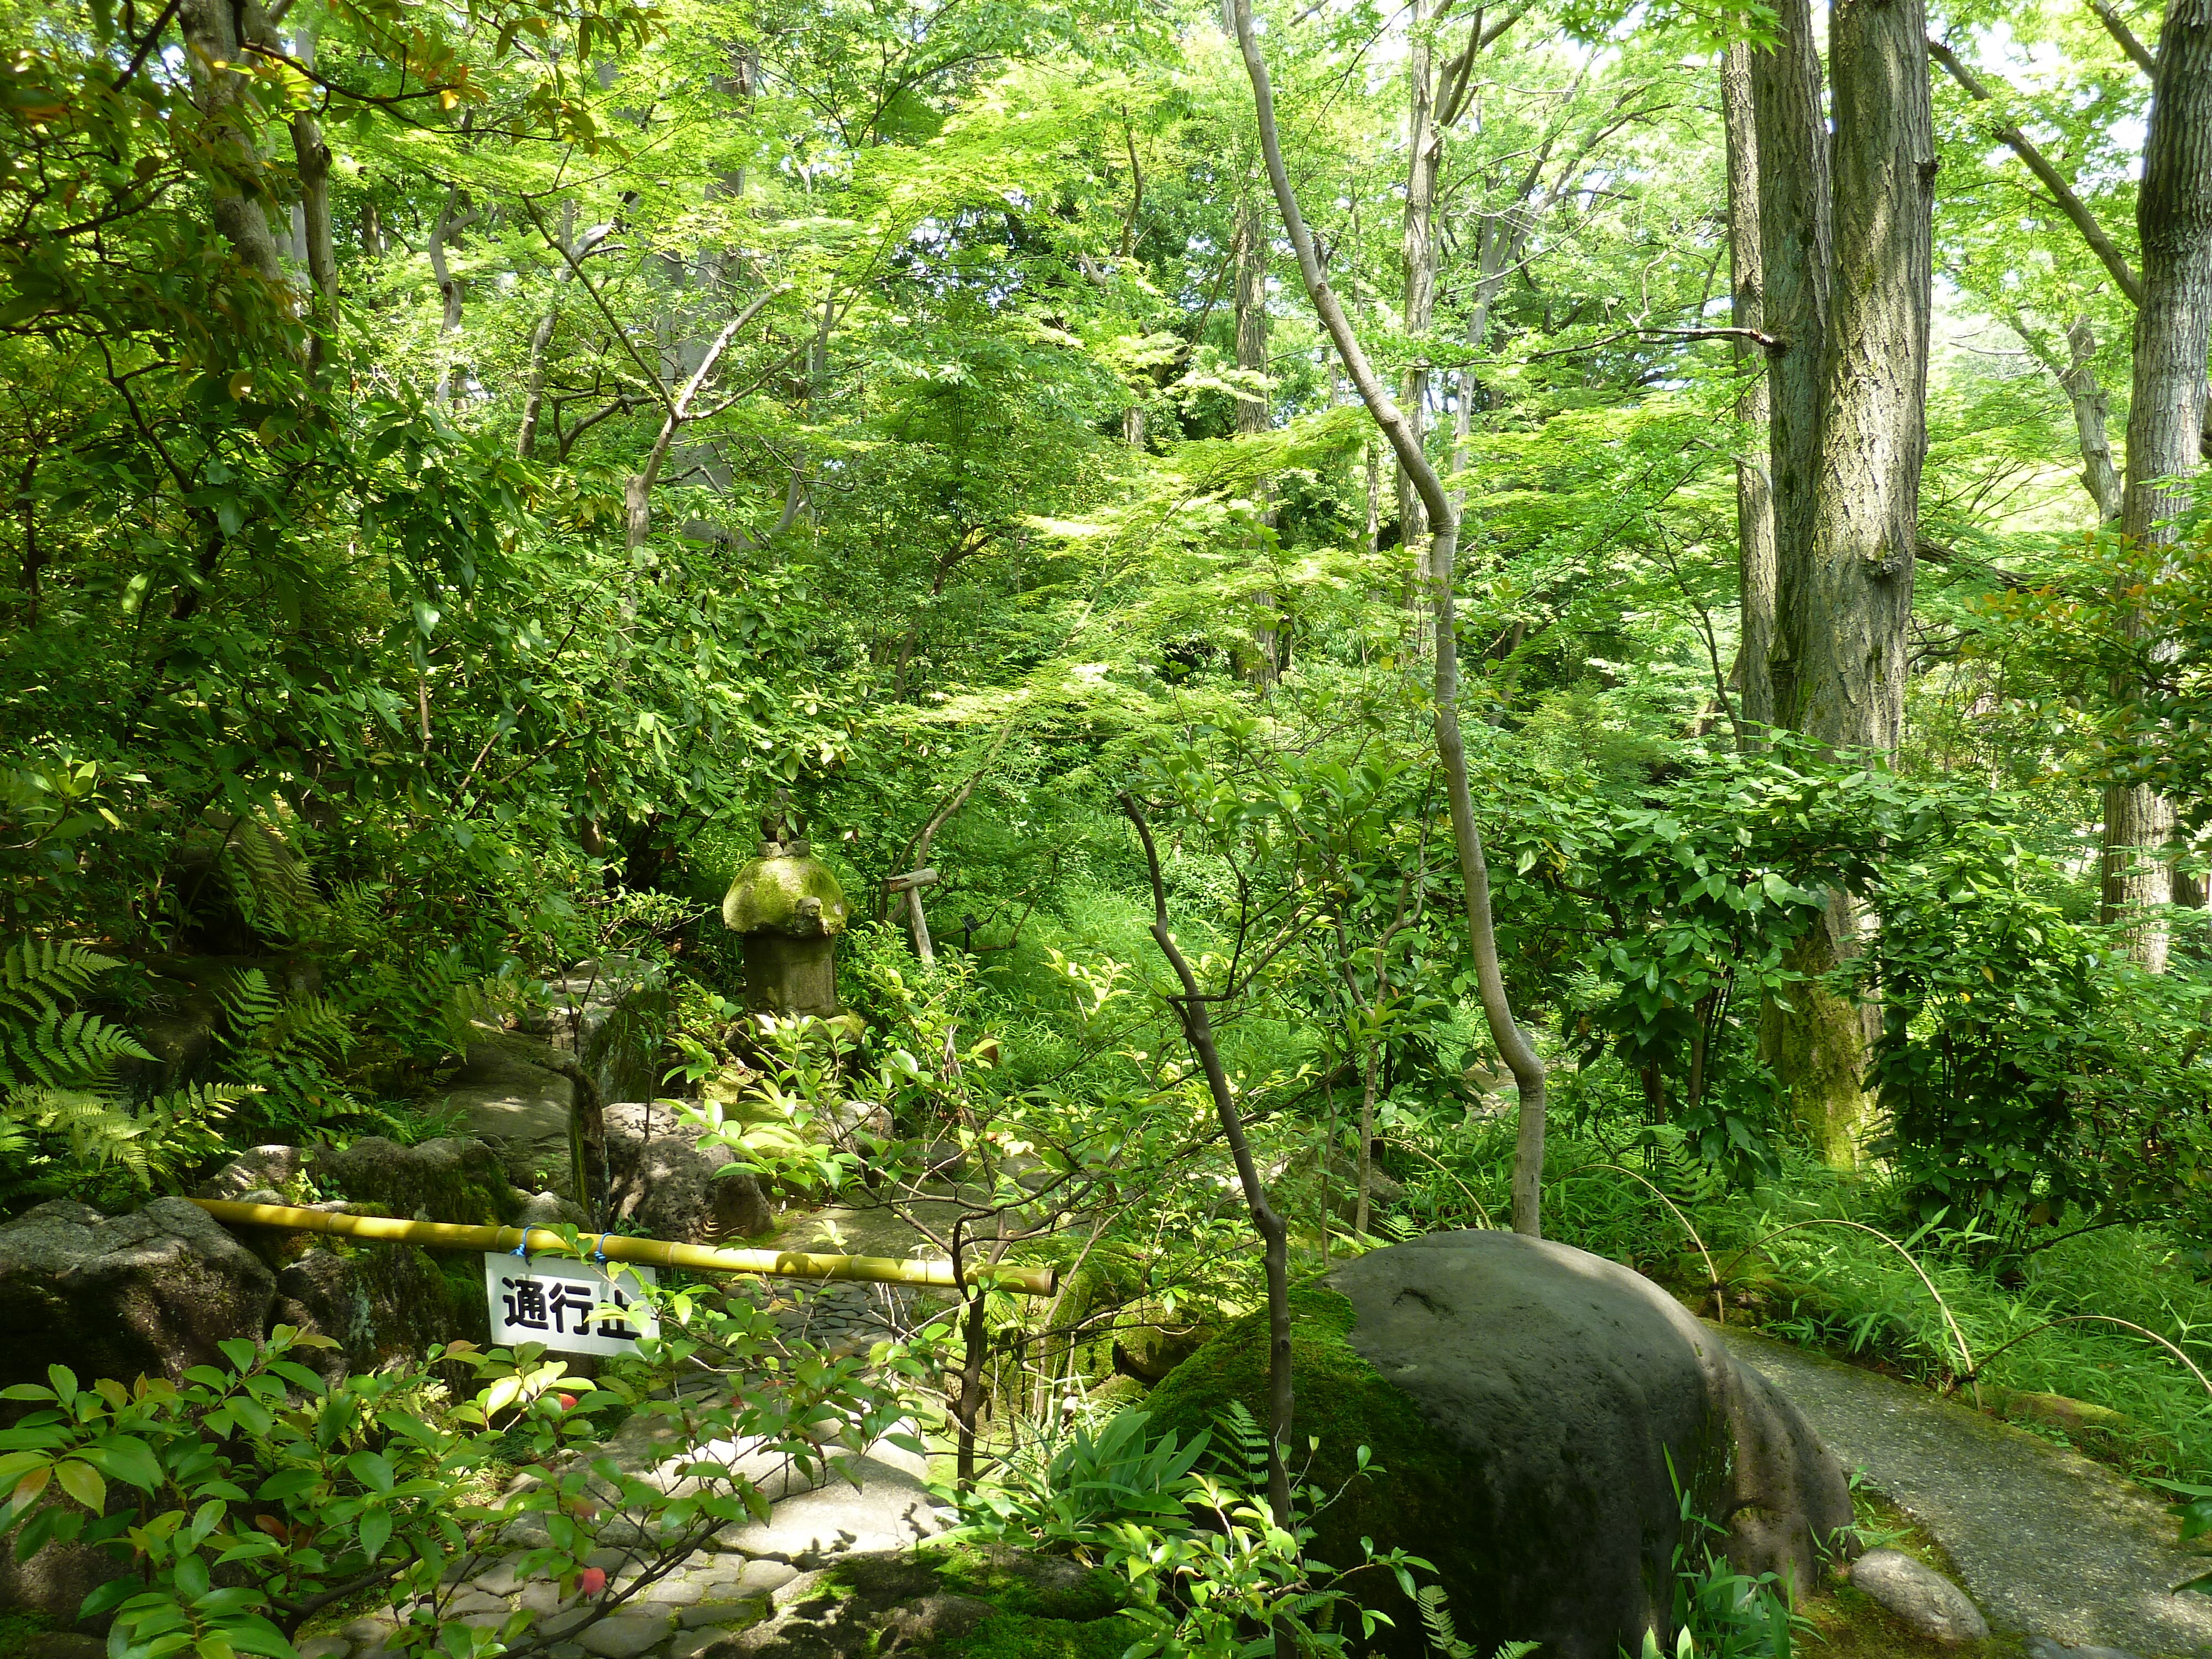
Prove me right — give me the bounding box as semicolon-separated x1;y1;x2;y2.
557;1394;578;1411
579;1567;607;1597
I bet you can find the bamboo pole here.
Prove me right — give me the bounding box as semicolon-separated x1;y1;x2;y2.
192;1198;1057;1296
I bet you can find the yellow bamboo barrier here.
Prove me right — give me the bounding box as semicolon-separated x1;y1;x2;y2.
191;1198;1056;1297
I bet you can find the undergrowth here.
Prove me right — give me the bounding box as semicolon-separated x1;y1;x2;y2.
1417;1123;2212;1486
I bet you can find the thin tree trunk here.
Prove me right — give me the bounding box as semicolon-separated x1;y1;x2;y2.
2101;0;2212;968
1723;41;1776;741
1234;196;1280;686
1397;0;1440;607
1229;0;1548;1237
2061;317;2125;523
287;12;336;367
427;184;472;405
1122;796;1293;1528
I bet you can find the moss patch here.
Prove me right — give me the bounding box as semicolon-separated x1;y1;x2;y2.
941;1612;1129;1659
1141;1286;1467;1652
723;855;852;937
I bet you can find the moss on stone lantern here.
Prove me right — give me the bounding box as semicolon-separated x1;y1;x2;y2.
722;796;851;1019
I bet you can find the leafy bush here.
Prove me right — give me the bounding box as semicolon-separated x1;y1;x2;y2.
0;1266;926;1659
1863;822;2212;1248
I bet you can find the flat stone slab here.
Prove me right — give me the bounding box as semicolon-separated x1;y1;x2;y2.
1850;1547;1989;1642
1717;1325;2212;1656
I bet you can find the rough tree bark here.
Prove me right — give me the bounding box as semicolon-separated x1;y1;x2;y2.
180;0;289;288
1723;40;1776;740
286;12;338;366
1754;0;1934;1167
1229;0;1550;1237
2101;0;2212;967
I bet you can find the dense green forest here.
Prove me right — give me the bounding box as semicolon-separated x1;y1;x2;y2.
4;0;2212;1648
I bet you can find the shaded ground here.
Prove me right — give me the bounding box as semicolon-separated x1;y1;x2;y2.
1716;1324;2212;1657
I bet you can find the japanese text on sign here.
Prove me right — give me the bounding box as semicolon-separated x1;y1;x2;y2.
481;1254;660;1357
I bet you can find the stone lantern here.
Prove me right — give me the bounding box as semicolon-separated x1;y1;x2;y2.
721;796;851;1019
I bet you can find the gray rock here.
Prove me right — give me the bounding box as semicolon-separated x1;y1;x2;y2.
1149;1230;1855;1659
1850;1549;1990;1643
442;1590;509;1617
512;1188;589;1228
736;1561;799;1596
680;1600;770;1630
471;1554;530;1597
707;1453;943;1564
340;1616;403;1655
193;1145;308;1202
2027;1642;2143;1659
311;1136;513;1225
575;1613;676;1658
0;1197;276;1390
274;1249;373;1378
295;1640;349;1659
604;1102;774;1245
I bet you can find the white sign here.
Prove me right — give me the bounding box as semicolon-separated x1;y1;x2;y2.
483;1254;660;1357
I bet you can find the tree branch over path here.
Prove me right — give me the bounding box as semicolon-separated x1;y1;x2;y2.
1228;0;1549;1237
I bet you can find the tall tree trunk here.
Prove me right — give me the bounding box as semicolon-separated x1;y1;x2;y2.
179;0;288;289
1229;0;1550;1237
427;182;475;405
288;14;338;367
1749;0;1831;734
1757;0;1934;1167
1723;41;1776;741
2101;0;2212;968
1397;0;1440;604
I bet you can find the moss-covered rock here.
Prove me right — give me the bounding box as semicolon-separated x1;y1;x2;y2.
1144;1286;1465;1624
1141;1233;1855;1659
722;855;851;938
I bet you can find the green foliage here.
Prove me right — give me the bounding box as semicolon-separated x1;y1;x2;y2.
0;938;241;1206
1863;822;2212;1246
0;1269;924;1659
951;1408;1211;1551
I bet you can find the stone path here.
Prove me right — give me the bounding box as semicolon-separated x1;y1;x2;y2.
317;1415;947;1659
1715;1324;2212;1657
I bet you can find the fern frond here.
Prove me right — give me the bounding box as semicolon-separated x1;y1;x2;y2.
0;1009;154;1091
261;991;355;1062
1;939;123;1021
211;813;316;937
217;968;282;1042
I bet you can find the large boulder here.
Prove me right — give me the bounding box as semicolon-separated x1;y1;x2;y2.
310;1135;514;1225
1144;1231;1853;1659
0;1198;275;1391
605;1102;775;1243
0;1199;279;1625
517;957;671;1109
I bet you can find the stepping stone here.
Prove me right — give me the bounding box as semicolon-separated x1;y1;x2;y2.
298;1641;349;1659
472;1556;531;1597
679;1599;769;1630
2028;1643;2143;1659
1850;1548;1990;1643
640;1576;706;1605
442;1591;508;1618
575;1614;674;1658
